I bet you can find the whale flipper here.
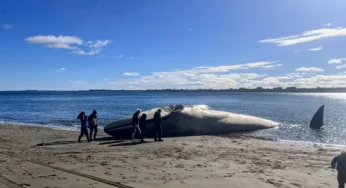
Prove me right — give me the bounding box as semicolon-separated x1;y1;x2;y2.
309;105;324;129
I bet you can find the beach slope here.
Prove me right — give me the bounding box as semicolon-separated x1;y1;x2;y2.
0;124;339;188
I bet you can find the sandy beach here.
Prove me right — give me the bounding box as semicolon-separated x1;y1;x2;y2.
0;124;340;188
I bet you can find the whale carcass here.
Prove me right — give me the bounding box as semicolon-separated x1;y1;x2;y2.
104;104;278;138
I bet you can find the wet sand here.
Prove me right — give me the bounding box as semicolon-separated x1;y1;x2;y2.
0;124;340;188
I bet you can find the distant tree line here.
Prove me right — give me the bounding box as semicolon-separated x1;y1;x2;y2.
89;87;346;93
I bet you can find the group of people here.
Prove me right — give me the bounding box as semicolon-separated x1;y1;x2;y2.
131;108;163;143
76;108;164;143
76;110;98;142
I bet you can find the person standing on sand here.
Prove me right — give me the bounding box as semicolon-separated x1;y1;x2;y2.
131;109;142;140
77;111;90;142
331;151;346;188
139;113;147;143
153;109;163;142
88;110;98;141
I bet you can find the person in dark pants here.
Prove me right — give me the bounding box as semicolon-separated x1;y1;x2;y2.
139;113;147;143
331;151;346;188
131;109;142;140
153;109;163;142
88;110;98;141
77;111;90;142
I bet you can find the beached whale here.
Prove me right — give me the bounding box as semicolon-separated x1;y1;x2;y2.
104;104;278;138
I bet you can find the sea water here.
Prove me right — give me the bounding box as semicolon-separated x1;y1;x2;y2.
1;91;346;145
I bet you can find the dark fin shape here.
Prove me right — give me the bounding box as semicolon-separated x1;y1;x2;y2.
309;105;325;129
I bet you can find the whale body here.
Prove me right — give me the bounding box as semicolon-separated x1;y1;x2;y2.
104;104;279;138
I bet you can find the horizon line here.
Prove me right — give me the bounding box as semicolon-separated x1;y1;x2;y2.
2;87;346;92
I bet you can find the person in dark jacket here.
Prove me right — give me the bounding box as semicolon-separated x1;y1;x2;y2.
331;151;346;188
77;111;90;142
88;110;98;141
153;109;163;142
139;113;147;143
131;109;142;140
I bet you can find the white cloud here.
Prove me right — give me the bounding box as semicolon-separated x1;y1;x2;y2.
261;64;283;70
284;75;346;88
72;40;111;56
337;64;346;70
2;24;13;29
76;72;346;90
328;58;346;64
191;61;277;74
55;68;67;72
325;23;332;27
26;35;83;50
123;72;140;76
307;45;323;52
96;61;282;89
68;61;346;90
259;27;346;46
25;35;111;56
114;53;124;59
61;61;346;90
295;67;324;72
278;72;304;80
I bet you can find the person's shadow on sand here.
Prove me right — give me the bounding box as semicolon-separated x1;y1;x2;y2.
35;140;77;146
35;137;123;146
34;136;154;147
98;140;124;145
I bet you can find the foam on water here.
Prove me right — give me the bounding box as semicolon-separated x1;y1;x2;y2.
0;120;80;131
277;139;346;149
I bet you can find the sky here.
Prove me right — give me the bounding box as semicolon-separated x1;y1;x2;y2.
1;0;346;90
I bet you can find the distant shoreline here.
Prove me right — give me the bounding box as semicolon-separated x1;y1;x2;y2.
2;87;346;93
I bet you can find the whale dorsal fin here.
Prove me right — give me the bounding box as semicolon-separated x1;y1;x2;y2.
309;105;325;129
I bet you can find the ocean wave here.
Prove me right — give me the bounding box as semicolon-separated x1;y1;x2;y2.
278;139;346;148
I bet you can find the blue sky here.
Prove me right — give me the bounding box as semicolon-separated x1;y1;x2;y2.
1;0;346;90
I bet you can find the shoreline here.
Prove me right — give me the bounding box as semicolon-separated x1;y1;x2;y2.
0;123;341;187
1;122;344;149
3;90;346;93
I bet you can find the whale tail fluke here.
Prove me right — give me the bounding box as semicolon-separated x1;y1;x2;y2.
309;105;325;129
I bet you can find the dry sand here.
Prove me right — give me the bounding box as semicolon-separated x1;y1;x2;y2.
0;124;341;188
